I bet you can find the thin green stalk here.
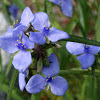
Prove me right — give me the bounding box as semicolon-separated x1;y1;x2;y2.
7;69;18;100
59;69;100;77
31;94;36;100
0;49;3;73
5;57;13;76
44;0;47;13
60;35;100;46
1;0;12;24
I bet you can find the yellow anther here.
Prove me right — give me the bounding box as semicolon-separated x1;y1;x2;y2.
49;27;52;29
13;21;15;25
20;42;22;43
46;28;48;30
48;22;49;23
52;78;53;80
48;76;50;78
46;79;48;81
21;45;23;46
17;40;18;42
43;25;45;27
17;19;18;22
15;44;17;45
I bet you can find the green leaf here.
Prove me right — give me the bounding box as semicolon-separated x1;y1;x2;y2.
77;0;90;38
96;6;100;42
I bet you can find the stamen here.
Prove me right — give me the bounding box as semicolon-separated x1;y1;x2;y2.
17;40;18;42
21;45;23;46
43;25;45;27
15;44;17;45
46;79;48;81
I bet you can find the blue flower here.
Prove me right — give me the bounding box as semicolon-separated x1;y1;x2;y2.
12;7;34;37
48;0;73;17
66;42;100;69
29;12;69;45
9;5;19;19
19;70;27;91
25;53;68;96
0;32;34;72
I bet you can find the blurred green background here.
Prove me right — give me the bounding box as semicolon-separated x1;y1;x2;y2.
0;0;100;100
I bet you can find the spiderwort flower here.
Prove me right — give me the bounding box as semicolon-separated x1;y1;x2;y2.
48;0;73;17
0;32;34;72
66;42;100;69
9;5;19;19
29;12;69;45
13;7;34;37
26;53;68;96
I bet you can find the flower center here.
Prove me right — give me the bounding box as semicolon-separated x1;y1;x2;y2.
43;26;50;35
15;40;26;50
46;74;54;82
84;44;90;53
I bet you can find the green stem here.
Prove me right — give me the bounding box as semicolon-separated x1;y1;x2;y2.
60;35;100;46
44;0;47;13
5;57;13;76
1;0;12;24
0;49;3;73
7;69;18;100
59;69;100;77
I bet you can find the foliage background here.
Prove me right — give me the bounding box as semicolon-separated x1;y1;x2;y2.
0;0;100;100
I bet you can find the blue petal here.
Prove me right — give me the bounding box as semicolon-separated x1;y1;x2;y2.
49;76;68;96
89;45;100;54
19;72;26;91
4;27;14;37
32;12;50;31
46;27;69;42
0;37;19;53
66;42;84;55
29;32;46;45
13;25;27;37
20;7;34;27
22;33;35;49
25;74;47;94
48;0;61;5
77;53;95;69
12;51;32;72
61;0;73;17
42;53;60;77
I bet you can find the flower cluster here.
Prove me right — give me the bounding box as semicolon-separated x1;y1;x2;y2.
0;7;69;96
0;4;100;96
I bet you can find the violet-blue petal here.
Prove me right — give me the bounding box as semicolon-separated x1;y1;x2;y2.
4;27;14;37
66;42;84;55
46;27;69;42
0;37;19;53
48;0;61;5
12;51;32;72
20;7;34;27
42;53;60;77
29;32;46;45
13;25;27;37
26;74;47;94
77;53;95;69
89;45;100;54
61;0;73;17
22;32;34;49
19;72;26;91
32;12;50;31
49;76;68;96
